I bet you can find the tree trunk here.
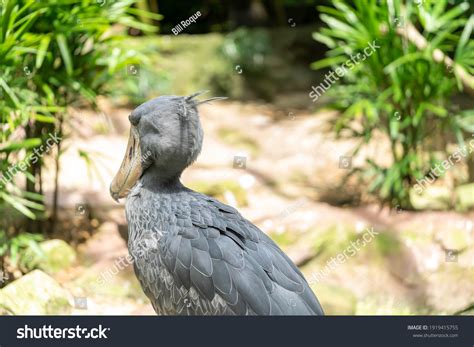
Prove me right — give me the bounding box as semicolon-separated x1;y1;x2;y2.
468;154;474;183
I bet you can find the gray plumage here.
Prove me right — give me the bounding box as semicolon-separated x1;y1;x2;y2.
122;94;324;315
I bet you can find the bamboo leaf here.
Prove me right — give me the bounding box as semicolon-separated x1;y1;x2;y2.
0;77;20;108
0;192;36;219
0;138;42;152
35;35;51;69
56;34;73;76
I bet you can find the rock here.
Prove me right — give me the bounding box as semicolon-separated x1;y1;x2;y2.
310;283;357;315
0;301;14;315
286;245;314;267
455;184;474;212
423;266;474;314
437;229;472;252
391;230;444;277
458;304;474;315
216;127;260;156
312;224;358;261
26;239;77;274
356;297;422;315
0;270;72;314
22;239;76;274
410;186;452;211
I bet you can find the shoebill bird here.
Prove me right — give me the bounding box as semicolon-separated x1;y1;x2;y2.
110;92;324;315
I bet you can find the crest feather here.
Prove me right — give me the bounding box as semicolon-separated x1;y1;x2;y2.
185;90;227;106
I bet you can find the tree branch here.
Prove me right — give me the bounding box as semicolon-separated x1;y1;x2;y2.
396;22;474;96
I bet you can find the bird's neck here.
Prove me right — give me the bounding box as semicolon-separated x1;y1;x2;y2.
139;165;185;192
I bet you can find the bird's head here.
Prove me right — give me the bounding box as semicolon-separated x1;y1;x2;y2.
110;92;224;202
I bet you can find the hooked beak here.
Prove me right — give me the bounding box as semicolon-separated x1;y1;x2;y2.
110;126;142;202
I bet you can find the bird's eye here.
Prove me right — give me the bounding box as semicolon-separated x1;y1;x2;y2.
129;113;140;125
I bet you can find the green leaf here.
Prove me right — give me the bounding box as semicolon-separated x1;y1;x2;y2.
311;55;348;70
0;192;36;219
56;34;73;76
0;77;20;108
12;9;40;41
384;52;425;74
0;138;42;152
35;35;51;69
32;114;56;123
435;2;469;31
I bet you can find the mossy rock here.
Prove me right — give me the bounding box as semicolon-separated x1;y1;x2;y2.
371;232;402;258
188;180;248;207
423;266;474;313
0;270;72;315
217;127;260;156
311;283;357;315
399;229;433;244
312;225;357;259
72;266;147;302
25;239;77;274
410;186;452;211
306;225;398;267
268;230;299;249
455;184;474;212
458;305;474;315
438;229;471;251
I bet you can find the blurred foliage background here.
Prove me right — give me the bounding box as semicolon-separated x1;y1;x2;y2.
0;0;473;316
0;0;159;274
313;0;474;208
